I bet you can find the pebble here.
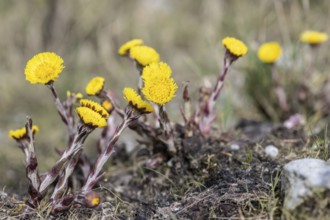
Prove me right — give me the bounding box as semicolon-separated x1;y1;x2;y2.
230;143;240;151
264;145;279;158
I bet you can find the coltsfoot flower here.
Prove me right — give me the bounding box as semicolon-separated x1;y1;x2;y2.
300;31;328;45
76;99;109;128
85;77;105;96
118;39;144;55
9;126;39;140
257;42;282;63
67;91;83;99
222;37;248;57
25;52;64;84
101;100;113;113
130;45;160;66
84;191;101;208
142;62;172;79
123;87;154;113
141;62;177;105
80;99;109;119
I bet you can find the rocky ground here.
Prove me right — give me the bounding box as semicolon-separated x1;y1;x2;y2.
1;119;330;219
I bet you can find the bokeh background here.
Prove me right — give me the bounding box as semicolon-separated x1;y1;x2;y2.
0;0;329;193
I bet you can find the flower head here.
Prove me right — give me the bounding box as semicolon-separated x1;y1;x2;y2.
67;91;83;99
130;46;160;66
85;77;105;96
142;62;172;79
76;99;109;128
25;52;64;84
141;62;177;105
118;39;144;55
123;87;154;113
84;191;101;208
80;99;109;118
222;37;248;57
101;100;113;113
9;126;39;140
257;42;282;63
300;31;328;45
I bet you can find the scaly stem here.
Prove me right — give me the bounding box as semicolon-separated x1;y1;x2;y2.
105;91;125;118
82;108;136;192
199;54;232;135
159;106;176;155
21;117;40;208
39;124;93;194
181;82;194;137
47;83;76;139
50;149;82;201
97;115;116;155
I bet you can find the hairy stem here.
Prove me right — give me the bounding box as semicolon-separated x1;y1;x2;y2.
105;91;125;118
199;53;232;135
47;83;76;138
39;124;93;194
82;112;134;192
23;117;41;207
159;106;176;155
50;149;82;201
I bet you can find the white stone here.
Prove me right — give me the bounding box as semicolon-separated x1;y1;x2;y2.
265;145;279;158
282;158;330;210
230;143;240;151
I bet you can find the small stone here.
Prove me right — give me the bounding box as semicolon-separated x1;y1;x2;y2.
282;158;330;210
265;145;279;158
230;143;240;151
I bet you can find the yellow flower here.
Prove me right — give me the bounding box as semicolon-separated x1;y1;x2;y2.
141;62;177;105
142;76;177;106
77;99;109;128
123;87;154;113
9;126;39;140
222;37;248;57
85;191;101;208
142;62;172;79
76;107;108;128
118;39;144;55
130;46;160;66
67;91;83;99
101;100;113;112
300;31;328;44
85;77;105;96
257;42;282;63
80;99;109;119
25;52;64;84
76;93;84;99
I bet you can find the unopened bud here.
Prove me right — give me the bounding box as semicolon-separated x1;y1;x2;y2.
84;191;101;208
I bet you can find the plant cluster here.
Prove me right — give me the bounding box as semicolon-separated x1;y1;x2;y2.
246;30;328;124
8;37;247;217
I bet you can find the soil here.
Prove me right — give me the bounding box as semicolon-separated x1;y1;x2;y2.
0;119;319;219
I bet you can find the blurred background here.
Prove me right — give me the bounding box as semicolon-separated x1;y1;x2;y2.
0;0;329;193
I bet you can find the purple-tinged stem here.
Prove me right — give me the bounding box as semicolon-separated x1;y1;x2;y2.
39;124;93;194
82;112;134;192
20;117;41;207
180;82;195;137
50;149;82;202
159;106;176;155
199;53;233;135
105;91;125;119
47;83;76;140
97;115;116;155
